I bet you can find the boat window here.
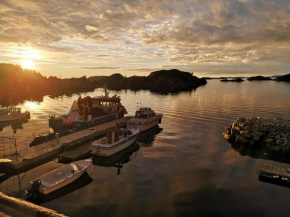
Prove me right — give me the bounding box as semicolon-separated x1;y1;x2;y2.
135;111;147;118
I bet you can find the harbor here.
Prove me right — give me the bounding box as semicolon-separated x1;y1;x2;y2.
0;117;131;173
0;85;165;216
0;80;290;217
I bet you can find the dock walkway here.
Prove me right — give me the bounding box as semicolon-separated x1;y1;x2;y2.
0;117;131;173
0;192;66;217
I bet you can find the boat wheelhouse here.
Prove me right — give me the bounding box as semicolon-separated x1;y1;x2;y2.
0;106;30;123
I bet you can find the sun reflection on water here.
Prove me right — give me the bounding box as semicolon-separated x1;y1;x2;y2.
23;101;39;111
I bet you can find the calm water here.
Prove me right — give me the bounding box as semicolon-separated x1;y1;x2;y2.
1;80;290;217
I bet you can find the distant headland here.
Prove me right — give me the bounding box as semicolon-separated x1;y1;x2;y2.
202;74;290;82
0;63;97;106
90;69;207;93
0;63;207;106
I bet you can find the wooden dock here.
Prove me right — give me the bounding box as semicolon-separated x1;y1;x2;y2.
0;117;131;173
0;192;66;217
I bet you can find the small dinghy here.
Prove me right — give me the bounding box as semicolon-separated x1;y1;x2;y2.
30;159;94;195
91;128;140;156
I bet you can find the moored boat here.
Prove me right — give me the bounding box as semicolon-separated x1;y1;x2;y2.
49;86;127;133
91;128;140;156
0;107;9;116
29;159;94;195
0;107;30;123
127;107;162;132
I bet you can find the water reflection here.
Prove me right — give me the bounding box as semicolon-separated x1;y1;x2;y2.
0;119;27;134
230;142;290;164
136;126;163;147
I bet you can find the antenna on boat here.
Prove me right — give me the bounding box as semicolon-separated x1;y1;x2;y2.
103;85;109;98
136;102;141;110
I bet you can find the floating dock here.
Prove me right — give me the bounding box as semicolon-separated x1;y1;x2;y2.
258;164;290;181
0;117;132;173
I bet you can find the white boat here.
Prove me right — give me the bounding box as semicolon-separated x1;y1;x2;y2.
0;107;30;123
91;128;140;156
127;107;163;132
49;85;127;132
30;159;94;195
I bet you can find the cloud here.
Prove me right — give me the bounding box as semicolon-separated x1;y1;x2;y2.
78;66;162;73
0;0;290;76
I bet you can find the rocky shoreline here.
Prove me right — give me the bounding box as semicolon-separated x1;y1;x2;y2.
224;117;290;153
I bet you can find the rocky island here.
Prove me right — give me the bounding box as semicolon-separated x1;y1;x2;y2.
224;117;290;162
275;74;290;82
220;78;244;82
90;69;207;93
247;76;272;81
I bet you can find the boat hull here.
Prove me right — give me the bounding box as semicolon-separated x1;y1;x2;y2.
92;131;139;157
127;115;162;132
35;160;94;195
39;170;85;195
0;113;29;123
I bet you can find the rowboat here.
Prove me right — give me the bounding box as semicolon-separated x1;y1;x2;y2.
30;159;94;195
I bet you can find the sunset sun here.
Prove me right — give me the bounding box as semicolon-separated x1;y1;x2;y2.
21;59;34;69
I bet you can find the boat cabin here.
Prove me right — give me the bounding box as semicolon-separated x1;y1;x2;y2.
101;129;133;144
135;107;156;119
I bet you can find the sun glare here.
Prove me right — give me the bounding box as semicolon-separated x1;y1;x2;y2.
14;47;41;60
21;59;34;69
23;101;39;111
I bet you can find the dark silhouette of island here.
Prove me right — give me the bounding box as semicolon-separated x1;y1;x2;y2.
220;77;244;82
275;74;290;82
90;69;207;93
0;63;97;106
247;76;272;81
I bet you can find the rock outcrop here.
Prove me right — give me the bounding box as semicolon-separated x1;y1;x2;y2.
275;74;290;82
224;117;290;152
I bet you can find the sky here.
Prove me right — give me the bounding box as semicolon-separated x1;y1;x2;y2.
0;0;290;78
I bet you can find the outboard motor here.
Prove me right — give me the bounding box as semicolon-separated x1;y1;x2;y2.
25;179;42;204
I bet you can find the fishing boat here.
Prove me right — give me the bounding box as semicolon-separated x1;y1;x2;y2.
91;128;140;156
0;107;9;116
49;86;127;133
29;159;94;195
93;143;140;175
127;107;162;132
0;107;30;123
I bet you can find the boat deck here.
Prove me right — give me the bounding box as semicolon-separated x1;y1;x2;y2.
0;117;131;173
